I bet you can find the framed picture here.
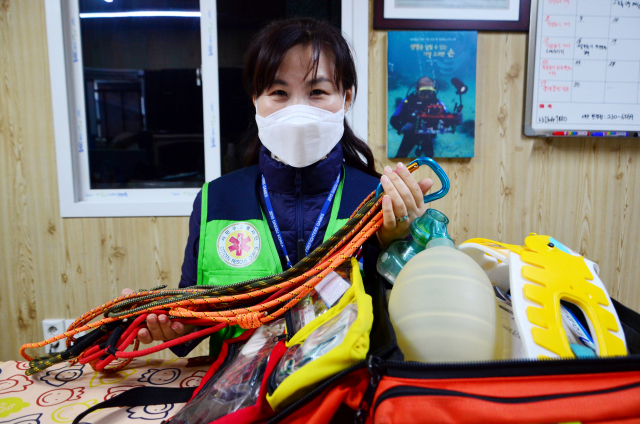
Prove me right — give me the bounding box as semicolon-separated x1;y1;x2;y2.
387;31;477;159
374;0;531;31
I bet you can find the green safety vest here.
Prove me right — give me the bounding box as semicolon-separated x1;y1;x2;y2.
194;164;382;355
196;169;348;287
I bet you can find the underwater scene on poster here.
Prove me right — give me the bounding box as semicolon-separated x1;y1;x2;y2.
387;31;477;158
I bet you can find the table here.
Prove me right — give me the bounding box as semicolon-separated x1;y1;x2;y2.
0;357;214;423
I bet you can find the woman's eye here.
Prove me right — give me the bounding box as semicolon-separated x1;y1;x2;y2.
271;90;287;97
310;89;327;96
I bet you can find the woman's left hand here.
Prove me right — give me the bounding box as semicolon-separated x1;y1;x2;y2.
377;162;434;247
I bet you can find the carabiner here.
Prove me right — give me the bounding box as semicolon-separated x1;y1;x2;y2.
375;157;450;204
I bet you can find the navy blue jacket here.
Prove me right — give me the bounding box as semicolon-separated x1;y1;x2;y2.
179;143;381;287
171;143;380;356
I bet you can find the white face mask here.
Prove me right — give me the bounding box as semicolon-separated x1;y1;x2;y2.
255;101;345;168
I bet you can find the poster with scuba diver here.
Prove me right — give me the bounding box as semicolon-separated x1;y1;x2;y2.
387;31;477;158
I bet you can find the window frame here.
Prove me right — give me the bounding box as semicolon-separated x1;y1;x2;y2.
45;0;369;217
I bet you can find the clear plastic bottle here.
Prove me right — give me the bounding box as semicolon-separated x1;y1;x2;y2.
376;209;448;284
387;212;500;363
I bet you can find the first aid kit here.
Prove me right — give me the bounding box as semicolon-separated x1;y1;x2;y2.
27;157;639;424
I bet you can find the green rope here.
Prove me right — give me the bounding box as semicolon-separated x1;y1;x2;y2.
104;194;379;319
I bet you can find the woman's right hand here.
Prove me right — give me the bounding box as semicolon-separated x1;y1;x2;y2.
120;288;193;344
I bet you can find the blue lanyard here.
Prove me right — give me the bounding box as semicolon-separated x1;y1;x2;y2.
261;171;341;269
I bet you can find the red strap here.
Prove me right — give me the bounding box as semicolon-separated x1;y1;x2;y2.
115;323;227;359
211;341;287;424
190;328;257;400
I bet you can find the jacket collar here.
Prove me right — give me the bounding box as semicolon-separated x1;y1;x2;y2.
259;143;344;196
205;162;380;222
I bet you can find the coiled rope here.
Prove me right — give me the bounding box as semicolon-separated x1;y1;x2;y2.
20;159;446;376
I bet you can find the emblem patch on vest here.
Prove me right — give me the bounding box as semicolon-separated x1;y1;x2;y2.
217;222;261;268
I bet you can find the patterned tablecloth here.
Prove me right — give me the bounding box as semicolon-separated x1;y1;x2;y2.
0;357;214;424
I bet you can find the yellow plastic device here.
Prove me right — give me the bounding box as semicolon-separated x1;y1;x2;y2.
460;234;627;359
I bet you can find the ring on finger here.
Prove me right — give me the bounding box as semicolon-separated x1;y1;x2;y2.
396;214;409;223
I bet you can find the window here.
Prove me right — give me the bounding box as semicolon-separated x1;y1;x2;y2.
45;0;369;217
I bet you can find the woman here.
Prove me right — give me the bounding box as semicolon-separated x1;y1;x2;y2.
124;18;433;350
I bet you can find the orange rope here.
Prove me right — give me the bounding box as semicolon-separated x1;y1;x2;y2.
19;170;402;372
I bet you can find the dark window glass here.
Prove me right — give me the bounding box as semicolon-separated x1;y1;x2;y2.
79;0;341;189
80;0;203;189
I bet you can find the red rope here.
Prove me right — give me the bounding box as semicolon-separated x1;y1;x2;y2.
114;323;227;359
20;169;416;372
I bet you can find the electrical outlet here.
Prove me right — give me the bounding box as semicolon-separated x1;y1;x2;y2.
42;319;66;354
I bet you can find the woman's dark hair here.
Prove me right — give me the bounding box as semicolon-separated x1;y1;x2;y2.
241;18;379;178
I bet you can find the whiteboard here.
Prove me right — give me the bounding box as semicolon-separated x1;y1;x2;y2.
524;0;640;137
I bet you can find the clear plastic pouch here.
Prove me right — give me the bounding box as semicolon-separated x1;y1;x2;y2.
274;300;358;388
266;257;373;410
288;265;352;334
171;319;285;424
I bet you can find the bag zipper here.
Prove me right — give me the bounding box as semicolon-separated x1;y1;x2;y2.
284;310;297;340
355;356;384;424
371;380;640;422
267;359;280;396
267;335;292;397
381;354;640;380
266;360;367;424
265;353;639;423
369;355;640;422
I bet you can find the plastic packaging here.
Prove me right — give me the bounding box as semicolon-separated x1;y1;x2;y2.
460;235;627;359
388;210;499;362
507;236;627;359
266;257;372;410
494;286;527;360
289;293;329;335
377;209;450;284
273;300;358;389
495;284;597;359
171;319;285;424
288;263;352;335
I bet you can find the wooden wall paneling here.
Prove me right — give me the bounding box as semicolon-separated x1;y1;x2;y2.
524;136;640;307
75;218;112;310
446;33;506;245
576;140;613;282
0;0;20;361
463;33;528;247
59;219;87;323
526;141;583;247
2;0;639;361
593;143;621;297
367;29;388;171
151;217;184;288
487;33;529;245
110;218;152;296
568;140;598;260
368;17;640;313
1;0;60;360
608;142;640;304
597;143;626;300
30;70;70;346
76;217;147;316
584;140;640;303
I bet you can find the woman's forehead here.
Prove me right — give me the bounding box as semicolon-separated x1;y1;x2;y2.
273;45;336;85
